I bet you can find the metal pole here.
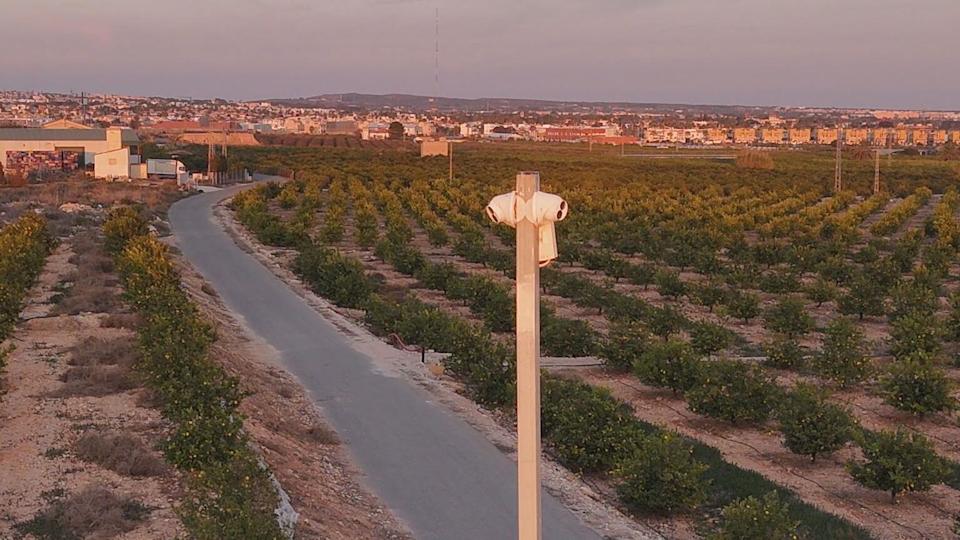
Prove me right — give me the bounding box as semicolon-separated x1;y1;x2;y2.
834;126;843;193
515;171;542;540
874;149;880;194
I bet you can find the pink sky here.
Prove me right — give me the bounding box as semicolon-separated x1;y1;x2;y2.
3;0;958;110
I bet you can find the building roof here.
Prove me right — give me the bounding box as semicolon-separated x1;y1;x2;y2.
42;119;93;130
0;128;139;145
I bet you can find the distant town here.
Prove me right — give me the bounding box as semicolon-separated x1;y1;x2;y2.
4;90;960;147
2;89;960;185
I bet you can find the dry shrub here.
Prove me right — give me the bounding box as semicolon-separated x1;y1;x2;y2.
14;484;150;539
51;230;122;316
277;416;339;445
53;365;137;397
736;150;775;170
75;431;168;477
304;421;339;445
70;335;137;368
100;312;141;329
51;276;119;315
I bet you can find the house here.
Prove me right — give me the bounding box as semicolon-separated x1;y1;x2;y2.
0;126;140;179
459;122;482;138
42;119;92;130
361;123;390;140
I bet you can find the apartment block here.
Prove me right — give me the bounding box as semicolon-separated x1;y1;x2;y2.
912;129;928;146
732;127;757;144
815;128;838;145
844;128;869;145
760;128;784;144
871;128;889;146
703;128;728;144
787;128;811;144
932;129;948;145
643;127;685;144
893;129;909;145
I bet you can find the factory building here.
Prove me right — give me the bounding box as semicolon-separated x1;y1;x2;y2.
0;124;140;179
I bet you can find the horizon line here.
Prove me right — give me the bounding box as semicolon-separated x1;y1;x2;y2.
4;88;960;114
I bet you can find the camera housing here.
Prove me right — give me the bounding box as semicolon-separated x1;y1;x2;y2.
486;191;568;266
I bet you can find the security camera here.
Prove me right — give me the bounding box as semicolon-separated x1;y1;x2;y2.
485;191;568;266
486;192;517;226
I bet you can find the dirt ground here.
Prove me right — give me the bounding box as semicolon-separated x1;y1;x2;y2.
218;202;676;539
0;183;418;540
0;241;184;539
566;368;960;540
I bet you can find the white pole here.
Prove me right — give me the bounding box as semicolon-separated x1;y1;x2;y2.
515;171;542;540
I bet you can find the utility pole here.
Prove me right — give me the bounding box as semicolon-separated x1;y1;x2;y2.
486;173;568;540
834;126;843;193
207;142;215;178
514;172;542;540
448;140;453;181
874;149;881;194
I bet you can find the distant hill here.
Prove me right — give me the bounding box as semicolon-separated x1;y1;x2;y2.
261;92;763;114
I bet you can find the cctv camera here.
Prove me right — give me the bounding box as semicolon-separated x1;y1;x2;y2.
486;190;569;267
531;192;568;223
486;192;518;226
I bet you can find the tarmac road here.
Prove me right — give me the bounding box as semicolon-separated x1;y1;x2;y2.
168;185;601;540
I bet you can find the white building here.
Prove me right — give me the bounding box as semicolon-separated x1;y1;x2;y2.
0;125;140;179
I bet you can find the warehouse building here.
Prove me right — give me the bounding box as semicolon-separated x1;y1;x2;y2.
0;125;140;179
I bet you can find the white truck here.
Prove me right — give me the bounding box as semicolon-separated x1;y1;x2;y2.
146;158;189;185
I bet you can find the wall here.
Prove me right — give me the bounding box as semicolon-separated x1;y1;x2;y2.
93;147;131;179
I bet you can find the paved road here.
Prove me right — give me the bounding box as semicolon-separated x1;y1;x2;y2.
168;186;601;540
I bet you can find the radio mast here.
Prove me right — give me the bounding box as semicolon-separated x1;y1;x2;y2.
434;7;440;106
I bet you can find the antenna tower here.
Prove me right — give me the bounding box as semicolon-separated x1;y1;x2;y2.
434;7;440;106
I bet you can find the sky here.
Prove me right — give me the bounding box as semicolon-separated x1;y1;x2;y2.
2;0;957;110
